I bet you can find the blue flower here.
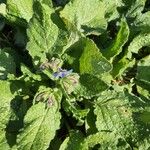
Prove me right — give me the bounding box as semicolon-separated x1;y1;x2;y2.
53;68;73;78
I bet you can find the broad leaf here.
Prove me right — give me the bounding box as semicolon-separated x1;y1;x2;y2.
27;2;59;65
17;88;62;150
3;0;33;26
102;0;123;22
7;0;33;22
60;0;107;35
80;38;112;75
94;90;150;145
85;132;131;149
75;74;109;98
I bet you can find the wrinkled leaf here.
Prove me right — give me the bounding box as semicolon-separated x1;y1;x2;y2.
60;0;107;35
27;2;59;65
17;88;62;150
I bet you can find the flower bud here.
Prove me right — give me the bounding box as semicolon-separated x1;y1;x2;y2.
61;73;80;94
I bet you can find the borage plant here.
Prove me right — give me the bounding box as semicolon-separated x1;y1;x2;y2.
0;0;150;149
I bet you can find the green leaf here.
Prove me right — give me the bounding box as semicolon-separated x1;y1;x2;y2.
0;48;16;79
0;130;10;150
27;2;59;65
50;20;81;57
0;3;6;15
126;0;147;18
0;81;14;127
127;33;150;58
102;0;123;22
133;11;150;33
0;81;14;149
136;56;150;93
137;86;150;102
62;99;89;125
85;132;131;149
94;90;150;147
102;19;129;61
80;38;112;75
2;0;33;26
75;74;108;98
59;130;87;150
136;56;150;83
17;88;62;150
39;0;53;7
60;0;107;35
111;55;135;78
94;91;135;136
6;0;33;21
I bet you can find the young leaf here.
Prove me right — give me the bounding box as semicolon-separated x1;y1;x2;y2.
17;89;62;150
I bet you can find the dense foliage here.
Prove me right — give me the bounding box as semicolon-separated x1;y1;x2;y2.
0;0;150;149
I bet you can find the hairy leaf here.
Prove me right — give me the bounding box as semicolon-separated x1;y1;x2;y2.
60;0;107;35
94;90;150;144
75;74;108;98
17;88;62;150
80;38;112;75
27;2;58;65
